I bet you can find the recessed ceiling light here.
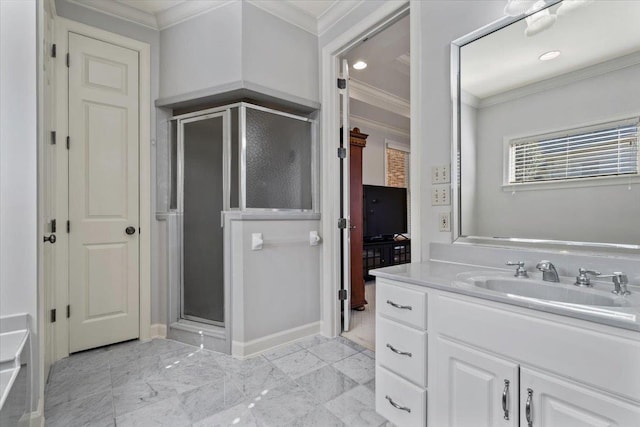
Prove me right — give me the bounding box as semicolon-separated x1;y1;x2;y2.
353;61;367;70
539;50;561;61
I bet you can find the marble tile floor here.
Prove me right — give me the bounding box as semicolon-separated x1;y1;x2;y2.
44;335;393;427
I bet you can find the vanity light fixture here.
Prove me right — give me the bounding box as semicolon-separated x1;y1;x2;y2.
557;0;594;16
353;61;367;70
504;0;538;16
539;50;561;61
524;8;557;37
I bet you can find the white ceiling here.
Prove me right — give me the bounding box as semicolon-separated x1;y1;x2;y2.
341;14;410;132
461;0;640;99
343;14;410;101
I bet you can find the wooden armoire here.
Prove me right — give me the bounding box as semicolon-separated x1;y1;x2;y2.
349;128;368;310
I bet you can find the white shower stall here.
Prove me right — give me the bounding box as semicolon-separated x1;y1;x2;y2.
157;102;318;353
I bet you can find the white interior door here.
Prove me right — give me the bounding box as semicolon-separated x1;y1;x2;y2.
42;9;56;380
341;58;351;331
68;32;140;352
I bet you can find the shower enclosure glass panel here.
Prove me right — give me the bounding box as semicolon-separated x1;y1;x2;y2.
243;107;313;210
179;113;228;325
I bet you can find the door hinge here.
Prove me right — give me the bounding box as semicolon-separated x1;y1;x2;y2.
338;218;348;229
337;147;346;159
337;78;346;89
51;44;57;58
51;219;56;233
66;53;70;67
66;136;70;150
50;309;56;323
66;220;70;233
66;305;71;318
338;289;347;300
50;131;56;145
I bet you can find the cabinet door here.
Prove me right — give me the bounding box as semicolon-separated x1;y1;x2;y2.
434;337;519;427
520;368;640;427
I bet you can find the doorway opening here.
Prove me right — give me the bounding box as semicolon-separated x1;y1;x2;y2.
338;12;411;350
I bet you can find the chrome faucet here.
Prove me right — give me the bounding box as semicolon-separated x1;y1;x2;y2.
536;260;559;282
575;268;600;287
597;272;631;296
506;261;528;278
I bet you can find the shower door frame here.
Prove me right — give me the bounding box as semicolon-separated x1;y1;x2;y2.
177;110;231;327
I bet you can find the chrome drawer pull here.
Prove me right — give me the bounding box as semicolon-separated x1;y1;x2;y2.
385;395;411;413
386;300;412;310
502;379;510;420
386;343;412;357
526;388;533;427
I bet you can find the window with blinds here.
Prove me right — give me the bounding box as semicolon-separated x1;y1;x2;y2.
508;119;639;184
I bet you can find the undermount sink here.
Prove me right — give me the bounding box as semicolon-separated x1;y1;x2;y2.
454;272;633;307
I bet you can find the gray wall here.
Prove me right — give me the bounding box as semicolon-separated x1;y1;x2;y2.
159;2;242;99
230;219;321;342
1;0;38;324
159;2;319;104
351;117;410;187
417;0;505;260
471;63;640;244
460;100;478;235
242;3;319;103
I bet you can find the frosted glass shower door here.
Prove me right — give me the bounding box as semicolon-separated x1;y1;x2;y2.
179;112;228;325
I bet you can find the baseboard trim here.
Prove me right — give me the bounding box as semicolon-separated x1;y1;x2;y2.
232;321;321;358
26;397;44;427
150;323;167;339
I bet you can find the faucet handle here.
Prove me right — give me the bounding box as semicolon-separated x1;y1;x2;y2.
575;268;600;287
597;272;630;296
506;261;528;278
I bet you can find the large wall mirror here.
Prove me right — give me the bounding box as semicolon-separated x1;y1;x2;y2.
453;0;640;250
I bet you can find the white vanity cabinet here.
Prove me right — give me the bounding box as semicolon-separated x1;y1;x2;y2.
519;368;640;427
374;277;640;427
435;337;519;426
375;279;428;426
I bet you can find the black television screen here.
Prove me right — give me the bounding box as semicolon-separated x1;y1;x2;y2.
363;185;407;239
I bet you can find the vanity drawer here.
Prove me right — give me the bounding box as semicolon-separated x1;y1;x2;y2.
376;315;428;388
376;365;427;427
377;280;427;329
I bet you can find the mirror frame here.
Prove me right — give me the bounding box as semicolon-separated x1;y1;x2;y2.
450;0;640;253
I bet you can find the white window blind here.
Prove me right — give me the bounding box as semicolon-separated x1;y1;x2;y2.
508;119;639;184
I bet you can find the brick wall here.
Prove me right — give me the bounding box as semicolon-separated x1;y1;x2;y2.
387;147;408;188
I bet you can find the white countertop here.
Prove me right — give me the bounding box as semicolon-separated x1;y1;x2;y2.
371;261;640;332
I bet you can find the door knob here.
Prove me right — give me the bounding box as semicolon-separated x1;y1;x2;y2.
125;226;136;235
43;234;56;244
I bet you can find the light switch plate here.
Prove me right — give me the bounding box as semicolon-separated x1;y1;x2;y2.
431;185;450;206
431;166;440;184
431;165;451;184
441;165;450;183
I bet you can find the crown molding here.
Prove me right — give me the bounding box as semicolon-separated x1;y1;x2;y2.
66;0;366;35
246;0;317;35
156;1;234;30
317;1;363;36
66;0;158;29
350;114;410;139
350;78;410;118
